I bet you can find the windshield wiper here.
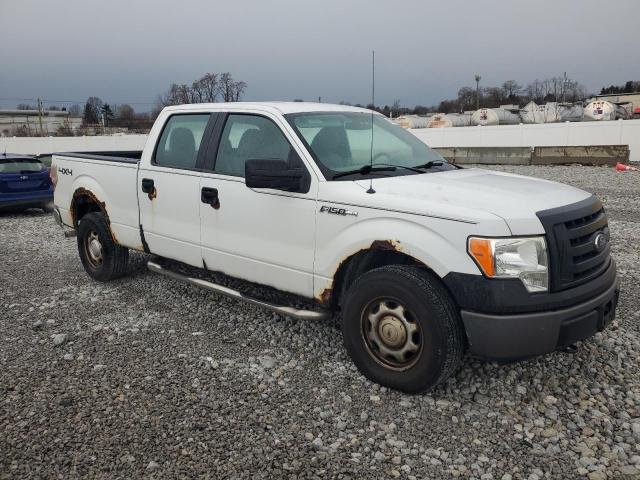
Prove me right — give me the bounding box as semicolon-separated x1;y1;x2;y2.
372;163;425;173
332;164;396;180
412;161;444;170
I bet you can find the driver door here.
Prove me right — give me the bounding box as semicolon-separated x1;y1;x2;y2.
199;112;317;298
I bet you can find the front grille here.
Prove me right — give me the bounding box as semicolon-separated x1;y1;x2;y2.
537;196;611;292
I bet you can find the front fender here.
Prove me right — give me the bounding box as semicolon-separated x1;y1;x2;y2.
313;213;509;298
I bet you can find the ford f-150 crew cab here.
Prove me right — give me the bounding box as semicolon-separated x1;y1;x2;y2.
50;102;620;392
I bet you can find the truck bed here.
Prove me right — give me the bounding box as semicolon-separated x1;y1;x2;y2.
52;151;142;250
55;151;142;164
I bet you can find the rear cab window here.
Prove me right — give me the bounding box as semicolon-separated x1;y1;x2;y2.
153;114;211;170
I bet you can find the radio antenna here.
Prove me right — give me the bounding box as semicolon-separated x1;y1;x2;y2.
367;50;376;194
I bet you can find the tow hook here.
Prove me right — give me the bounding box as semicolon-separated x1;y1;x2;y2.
562;344;579;354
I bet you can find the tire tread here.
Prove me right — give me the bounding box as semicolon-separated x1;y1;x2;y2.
77;212;129;281
343;264;465;392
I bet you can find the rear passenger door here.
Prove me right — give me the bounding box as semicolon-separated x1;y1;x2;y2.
199;112;317;298
138;113;215;267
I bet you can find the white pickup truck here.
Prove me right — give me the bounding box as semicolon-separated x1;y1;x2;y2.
51;102;619;392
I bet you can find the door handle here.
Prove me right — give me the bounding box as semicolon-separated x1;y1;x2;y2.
201;187;220;209
141;178;156;200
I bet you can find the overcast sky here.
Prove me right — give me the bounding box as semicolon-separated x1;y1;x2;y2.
1;0;638;110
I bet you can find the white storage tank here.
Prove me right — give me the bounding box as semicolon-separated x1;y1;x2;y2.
426;113;472;128
583;100;631;121
520;101;546;124
393;115;428;129
471;108;521;126
557;103;584;122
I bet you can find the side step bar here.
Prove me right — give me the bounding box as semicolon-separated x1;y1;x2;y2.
147;260;330;321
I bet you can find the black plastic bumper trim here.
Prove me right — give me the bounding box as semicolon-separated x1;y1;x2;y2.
443;259;617;314
460;275;620;360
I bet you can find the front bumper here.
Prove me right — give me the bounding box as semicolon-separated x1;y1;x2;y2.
459;274;619;360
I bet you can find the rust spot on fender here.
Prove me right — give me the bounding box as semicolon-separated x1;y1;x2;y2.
71;187;119;244
370;239;401;251
316;287;332;304
314;240;402;306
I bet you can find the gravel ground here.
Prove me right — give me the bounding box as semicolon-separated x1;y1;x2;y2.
1;165;638;479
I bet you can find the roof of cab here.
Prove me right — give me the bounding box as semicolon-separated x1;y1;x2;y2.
162;101;374;115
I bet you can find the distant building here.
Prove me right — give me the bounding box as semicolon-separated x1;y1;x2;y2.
0;109;83;136
588;92;640;117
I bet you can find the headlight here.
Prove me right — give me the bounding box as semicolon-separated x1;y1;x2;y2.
468;236;548;292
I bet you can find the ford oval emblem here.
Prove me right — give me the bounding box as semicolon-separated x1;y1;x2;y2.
20;175;28;180
594;232;608;252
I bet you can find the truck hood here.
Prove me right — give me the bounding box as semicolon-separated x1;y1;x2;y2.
352;168;591;234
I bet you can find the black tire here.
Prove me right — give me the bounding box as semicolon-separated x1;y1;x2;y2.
77;212;129;281
341;265;465;393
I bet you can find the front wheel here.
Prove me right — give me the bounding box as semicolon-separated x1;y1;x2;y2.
77;212;129;281
342;265;465;393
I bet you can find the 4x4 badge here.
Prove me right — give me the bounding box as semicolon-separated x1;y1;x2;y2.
320;205;358;217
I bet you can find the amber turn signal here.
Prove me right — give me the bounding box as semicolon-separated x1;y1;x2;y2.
468;237;495;277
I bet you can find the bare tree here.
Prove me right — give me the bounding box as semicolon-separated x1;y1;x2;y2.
525;80;545;103
190;80;205;103
68;104;81;116
219;73;235;102
200;73;220;102
502;80;522;102
457;87;476;111
483;87;507;107
114;104;136;128
231;80;247;101
82;97;103;125
157;71;246;107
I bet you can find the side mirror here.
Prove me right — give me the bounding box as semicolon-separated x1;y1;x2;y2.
245;159;309;193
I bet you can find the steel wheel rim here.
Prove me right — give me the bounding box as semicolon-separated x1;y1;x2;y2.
84;231;104;268
360;297;423;371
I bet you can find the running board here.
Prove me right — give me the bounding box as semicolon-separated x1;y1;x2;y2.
147;260;329;321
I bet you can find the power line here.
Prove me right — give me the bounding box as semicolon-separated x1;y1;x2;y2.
0;96;156;106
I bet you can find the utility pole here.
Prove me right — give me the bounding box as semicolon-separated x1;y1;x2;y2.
37;98;44;136
561;72;567;103
474;74;482;110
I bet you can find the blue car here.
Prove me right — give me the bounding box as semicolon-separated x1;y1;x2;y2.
0;153;54;212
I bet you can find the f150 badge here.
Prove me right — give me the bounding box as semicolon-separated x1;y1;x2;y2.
319;205;358;217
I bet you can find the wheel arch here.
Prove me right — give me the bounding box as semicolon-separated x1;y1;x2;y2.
70;186;118;244
317;242;435;310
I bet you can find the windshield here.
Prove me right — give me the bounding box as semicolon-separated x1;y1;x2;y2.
0;158;44;173
285;112;453;180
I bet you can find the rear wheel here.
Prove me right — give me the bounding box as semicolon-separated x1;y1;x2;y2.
77;212;129;281
342;265;465;393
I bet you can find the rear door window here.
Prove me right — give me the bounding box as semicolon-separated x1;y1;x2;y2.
0;158;44;173
153;114;211;170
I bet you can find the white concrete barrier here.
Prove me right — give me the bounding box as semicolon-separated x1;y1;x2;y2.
410;119;640;163
3;119;640;163
0;134;148;155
